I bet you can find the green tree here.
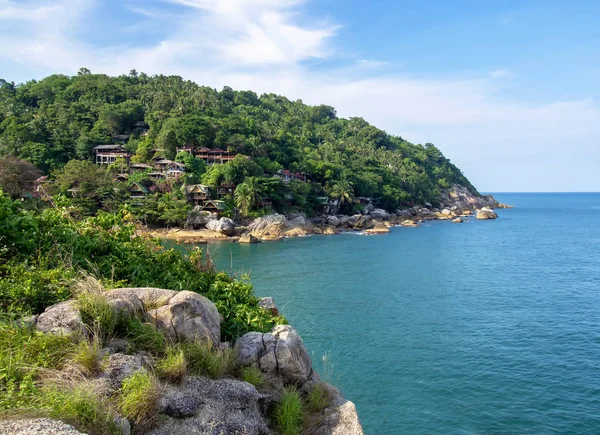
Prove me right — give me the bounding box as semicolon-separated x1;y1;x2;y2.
0;157;41;199
330;178;354;213
234;183;252;216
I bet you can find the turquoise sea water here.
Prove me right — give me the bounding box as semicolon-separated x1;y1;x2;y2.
208;193;600;434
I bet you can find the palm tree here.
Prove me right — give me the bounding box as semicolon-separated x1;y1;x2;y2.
330;179;354;213
234;183;252;216
245;177;263;208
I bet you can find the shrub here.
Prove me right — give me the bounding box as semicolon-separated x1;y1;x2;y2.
43;384;121;435
156;346;187;383
183;340;235;379
306;383;332;414
118;370;160;428
239;366;265;389
274;387;304;435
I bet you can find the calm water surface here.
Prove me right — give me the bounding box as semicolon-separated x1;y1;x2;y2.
208;193;600;434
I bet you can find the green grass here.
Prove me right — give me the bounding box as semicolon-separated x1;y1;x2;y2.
43;384;121;435
306;382;331;414
155;346;187;383
118;370;160;428
71;336;104;376
274;387;304;435
75;277;118;340
182;340;235;379
117;316;167;355
239;365;265;389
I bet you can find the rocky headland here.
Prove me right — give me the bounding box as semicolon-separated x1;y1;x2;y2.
157;185;511;244
1;288;362;435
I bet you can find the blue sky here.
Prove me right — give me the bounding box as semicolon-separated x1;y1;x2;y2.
1;0;599;192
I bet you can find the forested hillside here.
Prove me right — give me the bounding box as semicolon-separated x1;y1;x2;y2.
0;70;477;214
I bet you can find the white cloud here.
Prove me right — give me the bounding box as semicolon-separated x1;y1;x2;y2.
0;0;598;191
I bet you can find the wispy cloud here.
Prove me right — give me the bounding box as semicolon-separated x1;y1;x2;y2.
0;0;598;191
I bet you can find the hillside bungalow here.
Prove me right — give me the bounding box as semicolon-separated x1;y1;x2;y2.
147;172;166;181
113;173;129;182
154;159;173;173
129;163;153;173
166;162;186;179
317;196;338;215
201;200;227;216
184;184;211;205
129;182;149;200
196;148;237;165
217;182;235;198
112;134;130;144
274;170;307;183
176;144;195;154
94;144;130;165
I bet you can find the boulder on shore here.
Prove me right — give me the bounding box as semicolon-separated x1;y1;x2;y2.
401;220;419;227
476;207;498;220
205;217;237;236
36;301;84;335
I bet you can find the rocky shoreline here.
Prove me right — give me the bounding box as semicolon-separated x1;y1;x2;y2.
152;185;511;244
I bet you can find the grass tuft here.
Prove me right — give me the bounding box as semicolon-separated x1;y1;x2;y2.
239;365;265;389
71;336;104;376
274;387;304;435
118;370;160;429
155;345;187;383
43;383;121;435
75;276;118;340
117;316;167;355
182;340;235;379
305;382;332;414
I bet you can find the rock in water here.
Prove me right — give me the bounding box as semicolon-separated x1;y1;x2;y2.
239;233;260;244
476;207;498;220
206;217;237;236
401;220;419;227
452;217;463;223
365;223;391;234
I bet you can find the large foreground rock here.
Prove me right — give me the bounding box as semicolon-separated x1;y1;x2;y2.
235;325;313;386
151;377;270;435
0;419;86;435
185;207;216;229
239;233;260;244
36;301;84;335
313;384;364;435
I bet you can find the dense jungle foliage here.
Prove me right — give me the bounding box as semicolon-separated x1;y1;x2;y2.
0;190;285;340
0;70;477;215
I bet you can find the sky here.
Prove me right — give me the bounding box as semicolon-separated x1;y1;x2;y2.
1;0;599;192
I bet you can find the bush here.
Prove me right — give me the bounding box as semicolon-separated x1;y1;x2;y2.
118;370;160;428
239;366;265;389
306;383;331;413
274;387;304;435
183;340;235;379
156;346;187;383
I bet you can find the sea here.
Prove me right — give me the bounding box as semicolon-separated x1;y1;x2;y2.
207;193;600;434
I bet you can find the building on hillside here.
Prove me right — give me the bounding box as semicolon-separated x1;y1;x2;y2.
129;163;153;173
154;159;173;173
113;173;129;182
184;184;211;205
112;134;130;144
201;200;227;216
196;148;237;165
316;197;338;215
217;182;235;198
166;162;186;179
176;144;194;154
93;144;130;165
147;172;166;181
129;182;149;200
274;169;307;183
